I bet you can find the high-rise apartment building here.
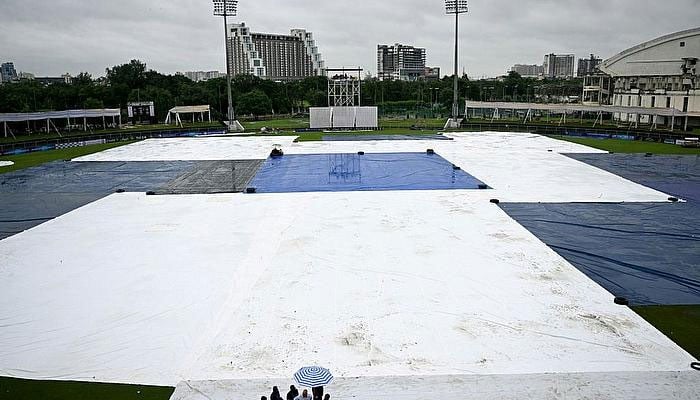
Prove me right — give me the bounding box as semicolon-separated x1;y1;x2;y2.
227;23;324;82
543;54;576;78
578;54;602;77
377;44;427;81
1;62;18;83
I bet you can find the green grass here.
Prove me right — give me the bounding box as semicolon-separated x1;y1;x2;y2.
0;141;137;174
0;377;173;400
632;305;700;359
379;118;445;128
243;118;309;131
291;127;448;142
554;136;700;154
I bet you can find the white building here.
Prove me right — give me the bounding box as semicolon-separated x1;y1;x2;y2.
227;23;325;82
600;27;700;129
180;71;225;82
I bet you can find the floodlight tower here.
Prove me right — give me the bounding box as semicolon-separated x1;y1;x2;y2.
213;0;243;131
445;0;468;128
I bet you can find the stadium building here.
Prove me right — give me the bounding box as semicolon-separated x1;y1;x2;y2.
227;23;324;82
599;27;700;129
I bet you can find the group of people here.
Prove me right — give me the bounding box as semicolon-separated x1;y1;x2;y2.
261;385;331;400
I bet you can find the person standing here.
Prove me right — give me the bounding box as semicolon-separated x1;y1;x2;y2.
287;385;299;400
312;386;324;400
294;389;313;400
271;387;283;400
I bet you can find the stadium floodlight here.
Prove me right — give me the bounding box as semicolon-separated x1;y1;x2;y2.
213;0;242;131
213;0;238;16
445;0;468;14
445;0;468;122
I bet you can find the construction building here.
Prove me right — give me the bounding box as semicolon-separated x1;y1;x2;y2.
377;44;427;81
577;54;602;77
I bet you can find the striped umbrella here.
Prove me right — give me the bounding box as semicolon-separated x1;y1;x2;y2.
293;366;334;387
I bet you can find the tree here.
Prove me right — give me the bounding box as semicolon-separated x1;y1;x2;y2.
106;60;148;89
236;90;272;116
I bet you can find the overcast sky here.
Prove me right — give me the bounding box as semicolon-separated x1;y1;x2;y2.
1;0;699;79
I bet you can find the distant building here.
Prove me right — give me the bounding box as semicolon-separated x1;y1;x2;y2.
423;67;441;80
599;27;700;129
577;54;602;77
543;54;575;78
377;44;426;81
227;23;325;82
35;74;72;85
1;62;18;83
180;71;225;82
18;72;35;80
510;64;544;78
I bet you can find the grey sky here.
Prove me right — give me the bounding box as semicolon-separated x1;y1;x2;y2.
1;0;699;78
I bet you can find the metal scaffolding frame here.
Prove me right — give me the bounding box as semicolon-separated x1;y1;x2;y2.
327;68;362;107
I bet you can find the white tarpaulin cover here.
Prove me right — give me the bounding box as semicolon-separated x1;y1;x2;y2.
0;191;692;387
172;372;700;400
74;136;297;162
0;132;695;393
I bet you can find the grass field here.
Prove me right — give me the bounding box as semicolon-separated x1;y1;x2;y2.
0;141;137;174
0;377;174;400
242;118;309;131
554;136;700;155
632;305;700;359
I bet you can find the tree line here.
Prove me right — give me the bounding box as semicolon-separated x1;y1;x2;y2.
0;60;584;121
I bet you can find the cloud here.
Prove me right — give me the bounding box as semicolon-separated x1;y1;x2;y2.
1;0;698;78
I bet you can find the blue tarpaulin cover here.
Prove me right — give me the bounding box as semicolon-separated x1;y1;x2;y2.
501;202;700;306
502;153;700;306
567;154;700;204
248;152;488;193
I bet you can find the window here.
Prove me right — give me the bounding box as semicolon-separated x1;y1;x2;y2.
683;97;689;113
680;42;686;47
651;96;656;108
666;97;671;108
